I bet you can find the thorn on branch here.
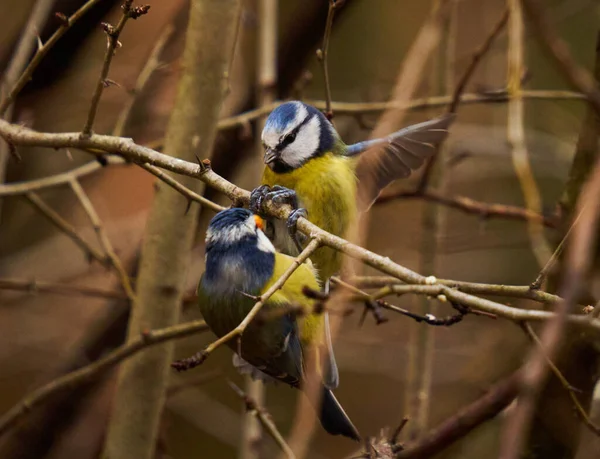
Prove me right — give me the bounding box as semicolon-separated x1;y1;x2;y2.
54;12;69;26
101;22;117;37
103;78;121;88
389;417;410;445
194;156;211;174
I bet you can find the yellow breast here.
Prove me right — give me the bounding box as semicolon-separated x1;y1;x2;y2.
262;153;357;279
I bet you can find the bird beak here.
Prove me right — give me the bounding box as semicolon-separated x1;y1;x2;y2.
254;215;265;230
264;148;278;165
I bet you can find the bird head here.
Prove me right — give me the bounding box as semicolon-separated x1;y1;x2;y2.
261;101;338;173
205;208;274;255
203;208;275;294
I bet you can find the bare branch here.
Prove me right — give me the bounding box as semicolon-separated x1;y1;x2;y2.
417;7;509;192
69;178;135;299
0;0;107;115
82;1;151;135
0;0;56;185
316;0;341;120
24;191;107;264
112;24;173;137
0;320;209;437
521;323;600;437
228;381;297;459
521;0;600;116
375;188;557;228
507;0;552;268
393;371;521;458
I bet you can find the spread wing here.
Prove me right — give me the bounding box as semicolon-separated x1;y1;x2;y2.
346;113;455;211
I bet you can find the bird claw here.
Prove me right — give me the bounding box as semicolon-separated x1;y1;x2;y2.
267;185;299;208
250;184;271;214
287;208;308;252
250;185;306;251
250;185;300;213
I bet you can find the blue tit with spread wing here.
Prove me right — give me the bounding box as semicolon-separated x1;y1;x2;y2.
250;101;454;281
197;208;360;441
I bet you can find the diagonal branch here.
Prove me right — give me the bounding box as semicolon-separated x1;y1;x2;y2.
0;0;106;115
0;320;209;437
69;178;135;299
24;191;107;264
228;381;296;459
521;322;600;437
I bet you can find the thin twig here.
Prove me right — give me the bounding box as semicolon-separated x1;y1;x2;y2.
112;24;173;137
0;276;198;304
139;163;223;212
448;9;509;113
352;275;569;307
0;0;106;115
530;203;586;289
331;276;479;325
171;238;321;371
507;0;552;269
376;188;557;228
417;7;509;192
82;1;151;135
24;191;107;264
316;0;339;120
392;371;522;458
521;0;600;116
521;323;600;437
69;178;135;299
0;320;209;436
228;381;297;459
0;0;56;184
0;277;128;301
212;90;585;132
0;156;124;196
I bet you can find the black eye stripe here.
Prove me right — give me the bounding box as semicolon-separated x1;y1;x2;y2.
277;114;312;150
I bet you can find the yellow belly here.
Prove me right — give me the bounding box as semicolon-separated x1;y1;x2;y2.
262;153;357;280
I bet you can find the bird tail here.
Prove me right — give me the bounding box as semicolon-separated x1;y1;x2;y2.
317;387;361;442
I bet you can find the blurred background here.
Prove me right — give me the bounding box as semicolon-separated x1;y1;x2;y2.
0;0;599;458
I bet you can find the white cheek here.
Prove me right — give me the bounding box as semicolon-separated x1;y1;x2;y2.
281;116;320;168
206;225;249;245
257;230;275;253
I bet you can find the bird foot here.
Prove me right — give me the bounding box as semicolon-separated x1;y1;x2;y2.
287;208;308;252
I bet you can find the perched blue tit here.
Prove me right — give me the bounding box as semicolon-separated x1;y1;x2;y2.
197;208;360;441
251;101;454;281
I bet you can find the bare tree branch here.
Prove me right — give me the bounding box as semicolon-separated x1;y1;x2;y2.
0;320;209;437
0;0;106;115
229;381;297;459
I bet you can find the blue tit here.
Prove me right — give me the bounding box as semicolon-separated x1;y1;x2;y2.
197;207;360;441
251;101;454;281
